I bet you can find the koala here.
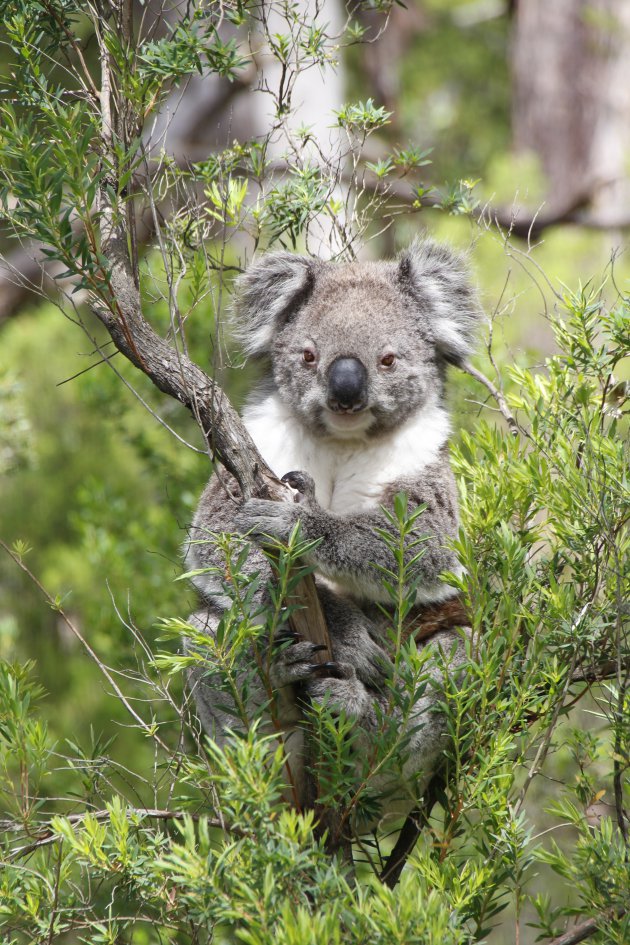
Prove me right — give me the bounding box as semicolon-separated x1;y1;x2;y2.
185;239;480;820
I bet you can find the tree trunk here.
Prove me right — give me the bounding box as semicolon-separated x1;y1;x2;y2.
512;0;630;224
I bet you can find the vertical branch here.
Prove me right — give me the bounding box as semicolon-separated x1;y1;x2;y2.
380;774;444;888
98;4;114;240
613;545;629;845
119;0;139;285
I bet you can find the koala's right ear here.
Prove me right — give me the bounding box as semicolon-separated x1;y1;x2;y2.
398;240;482;363
232;252;318;355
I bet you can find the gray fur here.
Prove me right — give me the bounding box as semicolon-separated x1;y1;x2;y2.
399;240;480;363
233;252;319;356
186;239;480;816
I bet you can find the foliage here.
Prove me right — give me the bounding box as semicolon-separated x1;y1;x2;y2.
1;288;628;942
0;1;628;944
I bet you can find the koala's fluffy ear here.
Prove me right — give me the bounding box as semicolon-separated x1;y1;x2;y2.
398;240;482;362
232;252;318;356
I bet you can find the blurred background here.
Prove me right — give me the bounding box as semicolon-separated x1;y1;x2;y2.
1;2;629;938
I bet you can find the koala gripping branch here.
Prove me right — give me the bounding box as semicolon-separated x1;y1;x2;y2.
92;234;333;660
90;239;343;851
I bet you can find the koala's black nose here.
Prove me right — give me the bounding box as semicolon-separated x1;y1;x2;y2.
327;357;368;412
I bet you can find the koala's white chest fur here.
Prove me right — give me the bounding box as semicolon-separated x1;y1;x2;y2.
243;391;450;513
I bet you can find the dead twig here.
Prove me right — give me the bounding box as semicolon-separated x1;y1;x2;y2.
459;359;521;436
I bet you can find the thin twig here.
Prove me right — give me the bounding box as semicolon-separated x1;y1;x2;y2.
6;807;247;861
459;359;520;435
0;539;171;753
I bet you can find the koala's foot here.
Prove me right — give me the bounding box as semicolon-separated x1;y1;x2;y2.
306;663;374;719
270;637;342;688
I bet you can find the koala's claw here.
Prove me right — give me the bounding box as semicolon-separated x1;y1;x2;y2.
282;470;316;503
308;660;334;674
271;628;302;649
270;639;332;687
308;660;349;679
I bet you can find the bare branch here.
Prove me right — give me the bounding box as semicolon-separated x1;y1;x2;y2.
343;169;630;238
547;909;627;945
570;659;630;685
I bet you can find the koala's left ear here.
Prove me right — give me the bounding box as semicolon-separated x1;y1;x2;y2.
232;252;319;356
398;240;482;362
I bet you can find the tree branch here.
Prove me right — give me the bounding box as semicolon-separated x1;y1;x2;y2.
547;909;627;945
344;169;630;239
91;18;331;659
380;773;444;888
90;204;333;647
570;659;629;685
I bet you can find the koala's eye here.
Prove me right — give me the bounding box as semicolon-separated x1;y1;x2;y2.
302;348;316;364
380;353;396;368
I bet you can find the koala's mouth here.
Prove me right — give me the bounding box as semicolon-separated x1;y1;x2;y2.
322;406;374;438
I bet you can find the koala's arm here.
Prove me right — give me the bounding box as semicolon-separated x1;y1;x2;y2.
185;471;273;607
235;457;461;603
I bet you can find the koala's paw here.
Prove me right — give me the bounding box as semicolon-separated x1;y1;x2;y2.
281;470;316;504
269;636;335;688
331;632;392;690
234;498;299;544
306;663;372;718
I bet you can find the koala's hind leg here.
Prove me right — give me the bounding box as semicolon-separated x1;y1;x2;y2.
185;609;322;736
315;586;393;690
184;608;312;736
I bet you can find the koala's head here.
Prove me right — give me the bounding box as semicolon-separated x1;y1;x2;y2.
232;240;481;439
